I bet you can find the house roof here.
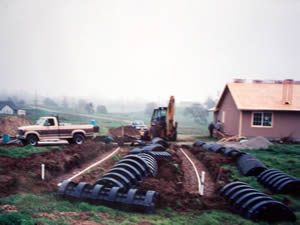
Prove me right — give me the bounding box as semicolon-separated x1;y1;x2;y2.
0;101;17;111
215;80;300;111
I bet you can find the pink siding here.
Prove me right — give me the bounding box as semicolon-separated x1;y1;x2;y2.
242;111;300;139
214;88;240;136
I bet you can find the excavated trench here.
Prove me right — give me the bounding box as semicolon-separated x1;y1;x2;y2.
0;141;231;211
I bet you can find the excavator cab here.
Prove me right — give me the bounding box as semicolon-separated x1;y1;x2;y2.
144;96;177;141
151;107;167;125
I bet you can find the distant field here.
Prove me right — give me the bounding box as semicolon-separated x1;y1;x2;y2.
113;107;210;136
25;106;210;136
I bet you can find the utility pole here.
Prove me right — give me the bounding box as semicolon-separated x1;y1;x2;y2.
34;90;38;120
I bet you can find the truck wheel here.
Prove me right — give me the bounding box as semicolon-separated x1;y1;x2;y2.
73;134;85;145
26;134;38;146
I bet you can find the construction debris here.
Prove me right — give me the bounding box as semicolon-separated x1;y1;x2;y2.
240;136;273;149
108;126;140;138
218;136;273;150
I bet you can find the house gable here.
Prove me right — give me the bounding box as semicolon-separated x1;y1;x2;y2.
0;105;14;114
214;87;240;136
0;101;17;114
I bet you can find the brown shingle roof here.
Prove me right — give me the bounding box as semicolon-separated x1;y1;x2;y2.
216;80;300;111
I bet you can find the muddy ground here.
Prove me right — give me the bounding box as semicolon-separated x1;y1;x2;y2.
0;141;114;196
108;126;140;137
0;141;233;212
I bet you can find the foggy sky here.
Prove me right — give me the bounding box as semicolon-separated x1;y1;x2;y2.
0;0;299;103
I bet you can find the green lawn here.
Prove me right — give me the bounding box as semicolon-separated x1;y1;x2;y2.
0;145;52;158
0;193;256;225
223;144;300;224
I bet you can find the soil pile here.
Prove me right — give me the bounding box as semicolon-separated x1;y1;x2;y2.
139;155;202;210
0;116;31;136
139;148;227;210
190;146;233;188
241;136;272;149
109;126;140;137
0;141;232;212
72;147;129;184
0;141;113;197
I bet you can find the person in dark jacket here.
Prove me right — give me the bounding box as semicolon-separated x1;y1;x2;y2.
208;122;215;138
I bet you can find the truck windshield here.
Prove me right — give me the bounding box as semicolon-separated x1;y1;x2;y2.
36;117;47;126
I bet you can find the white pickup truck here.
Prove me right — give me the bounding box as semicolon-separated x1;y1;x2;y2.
17;116;99;146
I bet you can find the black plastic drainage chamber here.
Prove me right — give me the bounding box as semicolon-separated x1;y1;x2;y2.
58;180;157;213
236;153;267;176
220;181;296;222
58;150;160;212
257;168;300;195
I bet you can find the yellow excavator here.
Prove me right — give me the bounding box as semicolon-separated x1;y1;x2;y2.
143;96;177;141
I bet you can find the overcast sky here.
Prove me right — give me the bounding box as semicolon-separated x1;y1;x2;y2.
0;0;299;103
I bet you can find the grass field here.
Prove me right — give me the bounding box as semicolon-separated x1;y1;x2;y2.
25;106;210;136
223;144;300;225
0;145;52;158
0;193;255;225
114;107;210;136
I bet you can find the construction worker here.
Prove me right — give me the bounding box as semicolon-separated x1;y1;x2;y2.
208;122;215;138
215;120;223;132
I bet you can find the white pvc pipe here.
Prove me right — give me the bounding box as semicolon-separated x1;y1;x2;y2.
58;147;120;186
201;171;205;183
41;164;45;180
180;148;202;196
201;171;205;195
200;184;204;196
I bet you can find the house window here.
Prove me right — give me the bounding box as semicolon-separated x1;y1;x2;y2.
252;112;273;127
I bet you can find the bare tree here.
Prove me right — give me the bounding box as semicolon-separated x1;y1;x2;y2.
184;103;208;125
43;97;58;108
62;96;69;109
96;105;108;114
204;97;216;109
85;102;94;114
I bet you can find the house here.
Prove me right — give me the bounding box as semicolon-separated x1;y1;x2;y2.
0;101;17;115
214;79;300;140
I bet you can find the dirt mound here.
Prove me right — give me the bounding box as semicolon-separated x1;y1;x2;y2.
190;146;233;188
0;116;31;136
0;141;113;197
109;126;140;137
72;147;129;184
0;141;231;212
139;149;227;211
139;158;204;210
241;136;272;149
